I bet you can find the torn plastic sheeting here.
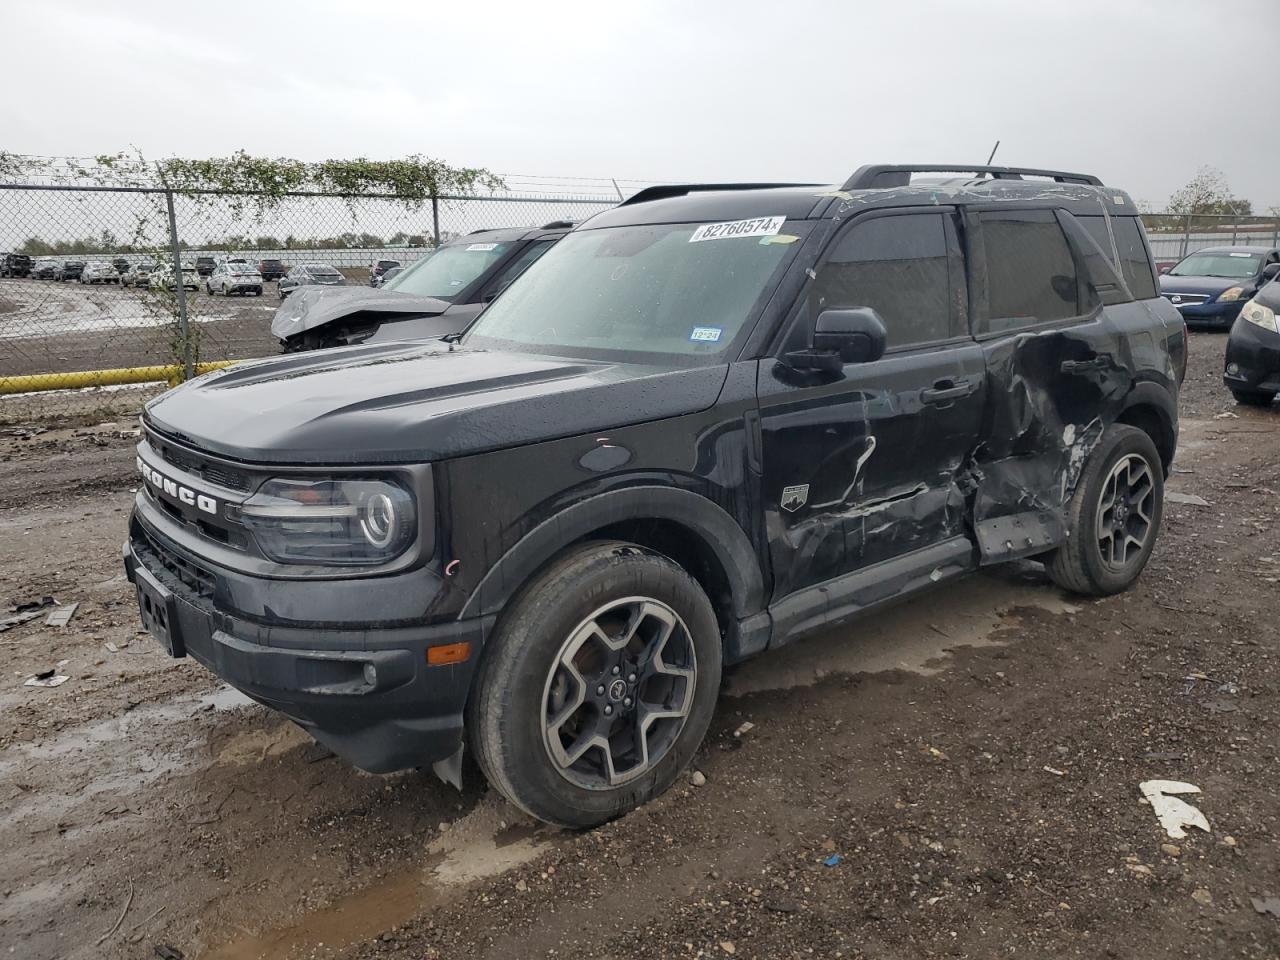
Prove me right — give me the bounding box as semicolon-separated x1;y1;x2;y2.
1139;780;1210;840
46;601;79;627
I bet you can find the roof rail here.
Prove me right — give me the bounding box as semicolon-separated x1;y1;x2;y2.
620;183;822;206
842;164;1103;191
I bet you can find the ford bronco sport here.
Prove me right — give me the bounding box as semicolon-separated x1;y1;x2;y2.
124;164;1184;828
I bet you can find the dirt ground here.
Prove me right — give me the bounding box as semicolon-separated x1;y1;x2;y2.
1;331;1277;960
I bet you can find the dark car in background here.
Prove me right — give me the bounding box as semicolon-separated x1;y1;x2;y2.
278;262;347;299
56;259;86;281
31;258;59;279
1;253;33;278
369;259;401;286
128;164;1183;827
1224;277;1280;406
1159;245;1280;328
274;221;573;351
194;256;217;277
113;257;131;276
258;258;287;281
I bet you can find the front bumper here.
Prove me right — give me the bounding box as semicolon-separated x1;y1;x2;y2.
1166;297;1244;328
123;511;488;774
1224;317;1280;395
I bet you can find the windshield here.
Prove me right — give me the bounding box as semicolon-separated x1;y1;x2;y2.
306;265;342;278
465;220;806;363
382;241;510;299
1170;251;1262;279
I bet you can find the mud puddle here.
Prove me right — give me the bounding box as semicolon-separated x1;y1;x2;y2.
202;795;551;960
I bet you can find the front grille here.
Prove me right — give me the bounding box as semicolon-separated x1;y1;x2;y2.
133;523;217;601
148;429;252;493
1164;293;1210;305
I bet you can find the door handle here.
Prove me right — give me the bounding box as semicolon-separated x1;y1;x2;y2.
1060;355;1111;374
921;378;974;405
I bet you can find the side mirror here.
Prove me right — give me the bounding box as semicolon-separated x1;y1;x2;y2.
1159;266;1171;274
1262;263;1280;281
787;307;888;372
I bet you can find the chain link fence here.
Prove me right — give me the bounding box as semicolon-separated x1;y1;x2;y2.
1141;213;1280;269
0;179;621;424
5;165;1280;426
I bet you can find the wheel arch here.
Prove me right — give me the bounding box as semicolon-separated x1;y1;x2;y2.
459;486;767;646
1115;382;1178;476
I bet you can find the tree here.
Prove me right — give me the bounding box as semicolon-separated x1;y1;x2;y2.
1168;167;1252;222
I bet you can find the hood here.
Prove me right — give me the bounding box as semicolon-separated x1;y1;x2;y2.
1159;273;1252;296
144;341;727;464
1253;278;1280;311
271;286;450;341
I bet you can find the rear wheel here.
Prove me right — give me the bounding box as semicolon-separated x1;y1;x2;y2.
469;541;721;828
1230;387;1275;407
1045;424;1163;596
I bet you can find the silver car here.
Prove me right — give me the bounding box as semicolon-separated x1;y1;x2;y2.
207;260;264;297
79;260;120;285
121;261;156;288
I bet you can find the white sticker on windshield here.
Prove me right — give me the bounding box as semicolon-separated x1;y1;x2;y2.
1229;252;1252;257
466;242;499;252
689;216;785;244
690;326;722;342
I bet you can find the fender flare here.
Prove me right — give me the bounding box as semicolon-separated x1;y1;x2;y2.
459;486;766;622
1117;379;1178;469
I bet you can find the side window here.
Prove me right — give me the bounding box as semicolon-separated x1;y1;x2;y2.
1112;217;1158;300
487;239;557;297
810;213;955;349
974;211;1078;334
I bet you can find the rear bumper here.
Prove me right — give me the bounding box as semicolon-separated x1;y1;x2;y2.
1224;317;1280;395
123;515;488;774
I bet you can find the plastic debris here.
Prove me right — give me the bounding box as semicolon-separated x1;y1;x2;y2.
0;596;56;633
25;670;69;688
154;947;186;960
1139;780;1210;840
46;602;79;627
1213;411;1239;419
732;721;755;738
1165;492;1210;507
1250;895;1280;917
1043;765;1067;776
823;854;840;867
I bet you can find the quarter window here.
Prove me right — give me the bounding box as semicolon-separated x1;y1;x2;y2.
976;211;1079;333
810;213;955;348
1112;217;1157;300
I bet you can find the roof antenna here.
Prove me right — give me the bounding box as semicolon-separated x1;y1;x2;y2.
986;140;1001;165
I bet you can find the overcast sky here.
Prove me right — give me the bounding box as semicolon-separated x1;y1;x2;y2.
3;0;1277;210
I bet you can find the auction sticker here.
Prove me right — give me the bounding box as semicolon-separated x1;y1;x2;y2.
466;242;499;252
689;216;785;243
690;326;723;342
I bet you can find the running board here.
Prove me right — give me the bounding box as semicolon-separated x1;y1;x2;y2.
768;537;975;647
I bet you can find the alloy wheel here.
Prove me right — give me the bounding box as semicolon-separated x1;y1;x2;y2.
541;596;697;789
1095;453;1155;569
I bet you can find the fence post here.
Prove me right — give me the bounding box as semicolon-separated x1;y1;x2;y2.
163;188;194;382
431;195;440;248
1180;215;1191;258
1231;223;1238;245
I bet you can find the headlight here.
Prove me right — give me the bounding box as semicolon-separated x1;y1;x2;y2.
1218;286;1245;302
238;477;416;565
1241;299;1279;334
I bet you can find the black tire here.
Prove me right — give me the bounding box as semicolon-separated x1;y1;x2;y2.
468;541;722;828
1045;424;1164;597
1230;388;1275;407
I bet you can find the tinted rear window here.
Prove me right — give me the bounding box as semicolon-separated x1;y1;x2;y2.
976;211;1079;333
1079;215;1157;300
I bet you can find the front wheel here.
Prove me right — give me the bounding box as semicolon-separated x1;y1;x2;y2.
1231;387;1275;407
1045;424;1164;597
469;541;722;828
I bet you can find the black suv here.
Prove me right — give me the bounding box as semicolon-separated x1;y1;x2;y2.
272;221;573;351
0;253;33;277
124;164;1184;828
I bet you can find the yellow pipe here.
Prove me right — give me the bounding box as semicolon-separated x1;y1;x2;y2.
0;360;243;395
